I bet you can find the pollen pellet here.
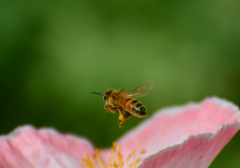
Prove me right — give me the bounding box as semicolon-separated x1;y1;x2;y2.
119;115;124;122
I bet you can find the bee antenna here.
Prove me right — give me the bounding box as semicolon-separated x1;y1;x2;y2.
92;92;103;96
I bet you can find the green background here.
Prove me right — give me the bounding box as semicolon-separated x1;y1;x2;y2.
1;0;240;167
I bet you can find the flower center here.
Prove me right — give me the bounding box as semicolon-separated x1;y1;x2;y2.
81;142;146;168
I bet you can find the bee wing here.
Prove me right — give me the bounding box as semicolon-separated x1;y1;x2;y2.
120;88;127;93
128;83;153;98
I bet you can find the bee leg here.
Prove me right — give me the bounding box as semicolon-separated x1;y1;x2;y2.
118;108;126;128
105;105;118;114
118;108;132;128
104;105;111;112
122;111;132;120
112;107;118;114
118;114;124;128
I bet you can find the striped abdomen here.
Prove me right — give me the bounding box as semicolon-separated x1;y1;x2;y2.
119;97;147;117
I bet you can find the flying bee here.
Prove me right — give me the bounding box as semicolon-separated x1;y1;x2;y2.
92;83;153;128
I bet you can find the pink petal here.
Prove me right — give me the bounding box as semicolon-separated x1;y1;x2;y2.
112;97;240;166
0;97;239;168
0;126;95;168
139;122;240;168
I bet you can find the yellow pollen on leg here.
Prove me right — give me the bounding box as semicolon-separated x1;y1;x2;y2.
119;115;124;123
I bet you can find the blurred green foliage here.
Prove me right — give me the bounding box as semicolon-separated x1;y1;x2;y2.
0;0;240;167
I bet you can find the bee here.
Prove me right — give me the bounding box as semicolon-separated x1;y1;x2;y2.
92;83;153;128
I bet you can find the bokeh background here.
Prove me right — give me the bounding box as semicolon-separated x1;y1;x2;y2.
1;0;240;167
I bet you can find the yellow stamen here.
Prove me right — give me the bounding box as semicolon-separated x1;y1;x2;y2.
117;151;123;165
132;149;136;157
112;142;117;152
126;153;132;165
134;158;141;165
96;149;104;167
119;145;122;151
140;149;146;154
81;143;146;168
110;150;115;165
81;155;95;168
113;161;119;168
109;157;112;168
92;153;99;165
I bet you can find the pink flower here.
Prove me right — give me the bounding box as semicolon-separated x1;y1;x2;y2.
0;97;239;168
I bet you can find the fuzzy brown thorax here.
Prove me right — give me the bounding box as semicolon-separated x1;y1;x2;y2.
103;90;127;107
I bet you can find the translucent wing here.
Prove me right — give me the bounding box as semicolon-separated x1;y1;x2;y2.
128;83;153;98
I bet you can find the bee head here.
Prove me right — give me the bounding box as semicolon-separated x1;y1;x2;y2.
92;90;113;103
103;90;113;102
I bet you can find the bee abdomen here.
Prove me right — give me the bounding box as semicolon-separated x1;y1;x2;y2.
120;98;147;117
132;102;147;117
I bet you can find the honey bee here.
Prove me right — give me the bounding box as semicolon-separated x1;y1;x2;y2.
92;83;153;128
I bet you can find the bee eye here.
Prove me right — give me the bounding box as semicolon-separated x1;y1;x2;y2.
104;90;112;101
104;94;109;101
